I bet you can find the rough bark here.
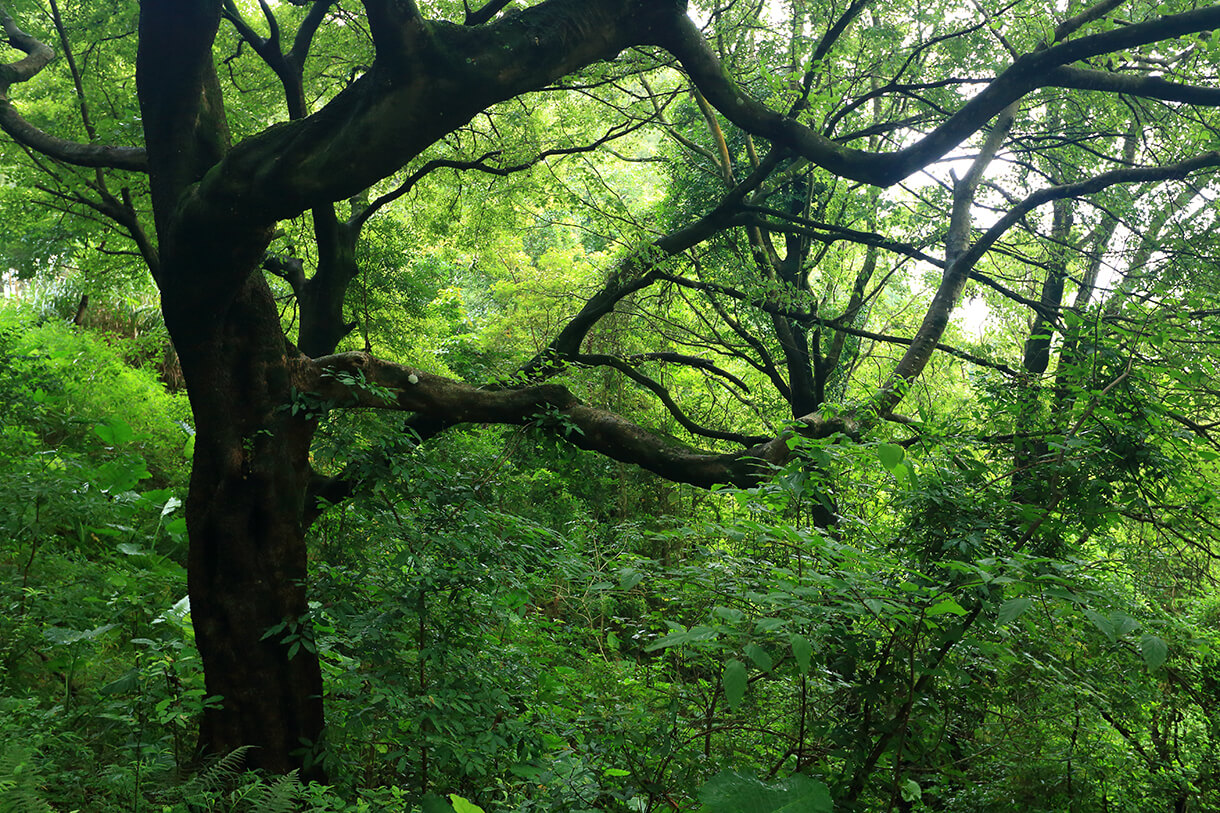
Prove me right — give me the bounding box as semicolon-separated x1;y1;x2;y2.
309;350;863;488
179;274;324;775
136;0;327;776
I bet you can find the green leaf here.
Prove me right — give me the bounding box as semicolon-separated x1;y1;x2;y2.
93;456;152;493
644;625;719;652
927;598;968;617
94;417;135;446
714;606;744;623
744;642;773;672
1112;611;1139;638
892;460;918;487
449;794;487;813
790;633;812;675
508;764;543;780
160;496;182;517
698;770;832;813
1084;609;1115;642
997;597;1032;625
99;667;140;695
877;443;905;470
1140;634;1168;670
164;517;188;539
723;659;747;709
619;569;643;591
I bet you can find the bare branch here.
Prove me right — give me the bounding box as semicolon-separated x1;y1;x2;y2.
352;116;650;231
652;271;1019;376
873;149;1220;415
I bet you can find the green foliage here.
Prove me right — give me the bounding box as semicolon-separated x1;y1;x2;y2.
698;771;832;813
4;0;1220;809
0;743;54;813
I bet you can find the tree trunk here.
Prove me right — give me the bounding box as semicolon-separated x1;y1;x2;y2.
166;270;326;777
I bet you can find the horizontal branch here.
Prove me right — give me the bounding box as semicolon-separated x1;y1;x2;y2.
306;352;861;489
1045;65;1220;106
626;351;753;391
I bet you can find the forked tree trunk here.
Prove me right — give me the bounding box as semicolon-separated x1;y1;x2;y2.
165;271;326;777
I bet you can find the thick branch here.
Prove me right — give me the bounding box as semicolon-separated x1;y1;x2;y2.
187;0;682;228
1045;65;1220;105
0;7;147;171
138;0;229;228
289;0;337;67
664;6;1220;186
464;0;513;26
308;352;818;488
1052;0;1127;43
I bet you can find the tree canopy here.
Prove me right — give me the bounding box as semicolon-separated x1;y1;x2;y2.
3;0;1220;809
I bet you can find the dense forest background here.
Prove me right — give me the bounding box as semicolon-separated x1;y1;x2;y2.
3;0;1220;811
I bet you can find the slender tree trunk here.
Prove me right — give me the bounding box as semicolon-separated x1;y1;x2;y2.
1013;197;1072;508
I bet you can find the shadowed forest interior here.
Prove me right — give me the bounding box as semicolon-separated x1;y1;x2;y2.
2;0;1220;810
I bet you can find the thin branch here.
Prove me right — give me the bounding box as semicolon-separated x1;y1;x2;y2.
0;6;147;171
666;5;1220;186
572;353;767;446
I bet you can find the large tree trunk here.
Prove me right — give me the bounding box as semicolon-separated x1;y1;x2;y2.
165;270;325;776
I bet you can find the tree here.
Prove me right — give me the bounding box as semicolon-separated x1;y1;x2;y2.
3;0;1220;780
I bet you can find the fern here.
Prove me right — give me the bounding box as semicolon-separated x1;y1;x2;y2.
171;749;313;813
172;744;256;809
238;770;303;813
189;745;256;793
0;744;54;813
